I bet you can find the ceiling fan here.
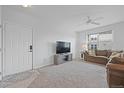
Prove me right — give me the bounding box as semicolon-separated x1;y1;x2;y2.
79;16;104;25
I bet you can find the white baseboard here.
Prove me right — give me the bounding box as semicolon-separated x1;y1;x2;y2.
33;63;54;70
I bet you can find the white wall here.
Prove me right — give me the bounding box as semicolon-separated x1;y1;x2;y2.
2;6;76;75
0;6;2;80
76;21;124;59
33;29;76;68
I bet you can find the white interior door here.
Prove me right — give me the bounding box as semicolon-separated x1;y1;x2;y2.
4;23;33;76
0;26;2;80
0;6;2;80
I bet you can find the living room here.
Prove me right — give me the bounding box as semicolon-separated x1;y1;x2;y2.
0;2;124;90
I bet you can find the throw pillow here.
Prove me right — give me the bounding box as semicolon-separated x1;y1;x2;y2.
107;50;112;58
109;52;121;59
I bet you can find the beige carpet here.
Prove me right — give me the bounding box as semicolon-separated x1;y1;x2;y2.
0;61;108;88
29;61;108;88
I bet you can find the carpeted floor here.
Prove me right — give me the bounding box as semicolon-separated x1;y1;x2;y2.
0;60;108;88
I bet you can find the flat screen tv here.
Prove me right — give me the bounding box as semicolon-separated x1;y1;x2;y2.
56;41;71;54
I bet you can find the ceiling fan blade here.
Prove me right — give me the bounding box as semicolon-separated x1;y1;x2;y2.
93;17;104;21
78;16;103;26
87;16;91;20
91;22;100;25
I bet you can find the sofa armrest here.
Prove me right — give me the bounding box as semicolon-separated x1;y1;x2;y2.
106;63;124;72
84;51;89;61
106;63;124;87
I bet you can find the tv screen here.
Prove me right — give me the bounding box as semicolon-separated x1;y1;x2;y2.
56;41;71;54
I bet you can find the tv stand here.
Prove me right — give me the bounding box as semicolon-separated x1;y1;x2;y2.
54;53;72;65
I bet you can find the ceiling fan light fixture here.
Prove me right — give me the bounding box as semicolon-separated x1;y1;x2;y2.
80;16;103;25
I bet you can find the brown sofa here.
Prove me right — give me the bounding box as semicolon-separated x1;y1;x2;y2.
106;57;124;87
84;50;124;87
84;50;112;65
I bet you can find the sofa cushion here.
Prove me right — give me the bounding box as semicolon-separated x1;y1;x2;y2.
95;50;107;56
96;56;108;59
110;57;124;64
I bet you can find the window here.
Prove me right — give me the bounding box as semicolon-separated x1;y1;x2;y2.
88;34;98;43
99;31;112;42
88;34;98;50
88;30;112;50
